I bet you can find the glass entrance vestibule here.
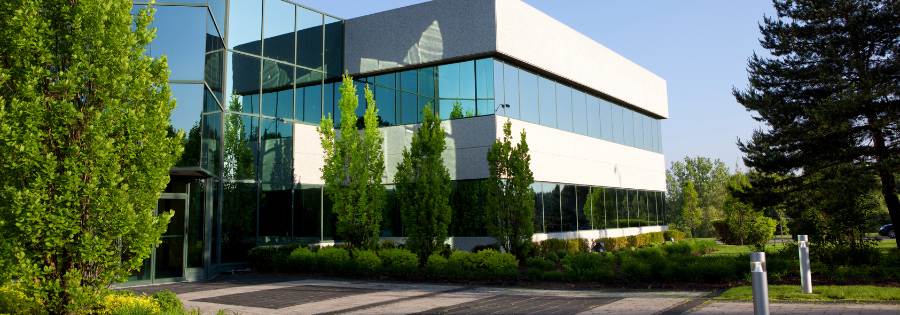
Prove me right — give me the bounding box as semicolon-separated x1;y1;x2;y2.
126;172;217;286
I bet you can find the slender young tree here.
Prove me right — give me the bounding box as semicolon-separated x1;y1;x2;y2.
0;1;179;313
319;74;385;248
733;0;900;247
394;103;452;259
681;181;700;238
485;120;535;260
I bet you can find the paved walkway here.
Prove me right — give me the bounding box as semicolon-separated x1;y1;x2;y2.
122;275;900;315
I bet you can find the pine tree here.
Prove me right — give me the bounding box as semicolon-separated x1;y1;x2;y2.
681;181;700;238
485;120;535;260
319;74;385;248
733;0;900;247
0;1;179;312
394;103;452;259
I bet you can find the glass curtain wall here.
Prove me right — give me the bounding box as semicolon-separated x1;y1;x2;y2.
218;0;343;263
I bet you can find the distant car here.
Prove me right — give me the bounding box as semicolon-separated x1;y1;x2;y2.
879;224;895;239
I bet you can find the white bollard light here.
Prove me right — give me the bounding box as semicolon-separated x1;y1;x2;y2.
750;252;770;315
798;235;812;294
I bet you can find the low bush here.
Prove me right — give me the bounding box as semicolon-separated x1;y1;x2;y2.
352;249;382;273
566;238;589;254
477;249;518;271
0;284;39;314
526;267;543;280
449;251;480;270
426;252;448;269
377;248;418;268
535;238;567;257
525;256;555;271
150;290;183;314
543;270;564;281
663;230;686;241
247;246;279;271
471;243;501;253
547;251;559;263
318;246;350;272
442;260;470;279
288;247;317;270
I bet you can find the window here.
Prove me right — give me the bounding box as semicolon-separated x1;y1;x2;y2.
296;7;323;70
520;71;540;125
633;111;644;150
263;0;295;63
324;16;343;78
227;0;262;55
259;119;292;182
556;85;573;132
502;63;519;119
227;52;261;114
623;108;634;147
572;91;587;135
531;183;544;233
261;60;293;119
258;183;292;244
153;6;206;80
375;87;397;126
223;114;258;180
611;104;623;144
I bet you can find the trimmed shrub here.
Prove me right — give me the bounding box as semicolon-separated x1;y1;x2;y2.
247;246;279;271
566;238;589;254
426;252;449;269
620;258;651;283
526;267;543;280
595;237;628;251
377;248;419;268
525;256;555;271
663;230;686;241
95;290;161;315
543;270;564;281
556;249;569;260
278;243;307;254
352;249;382;272
150;290;183;314
318;246;350;272
449;251;480;270
536;238;567;257
471;243;501;253
289;247;317;270
477;249;519;271
443;260;470;279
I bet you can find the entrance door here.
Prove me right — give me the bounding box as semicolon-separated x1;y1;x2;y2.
127;187;190;285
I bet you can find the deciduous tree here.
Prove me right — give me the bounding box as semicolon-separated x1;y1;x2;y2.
485;120;535;260
319;74;385;248
394;103;452;259
0;1;179;313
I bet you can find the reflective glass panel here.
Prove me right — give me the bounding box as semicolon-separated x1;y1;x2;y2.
304;84;323;124
211;179;220;264
493;59;504;111
519;71;540;125
223;114;258;180
206;12;224;52
459;60;476;99
322;190;336;240
561;185;577;231
418;67;435;97
476;58;493;100
261;60;293;118
209;0;226;36
227;52;261;114
644;115;653;151
169;83;203;134
502;64;519;119
383;186;401;237
201;112;222;175
353;81;367;118
576;186;590;230
153;6;206;81
450;181;485;237
572;90;587;135
294;185;321;243
634;112;644;150
400;92;418;125
556;85;573;132
610;105;622;144
205;50;225;104
658;119;663;153
258;183;292;244
221;182;257;263
438;63;459;100
228;0;262;55
263;0;295;63
617;188;628;228
324;16;343;78
537;76;555;127
476;100;494;117
651;118;658;153
586;95;601;139
542;183;561;233
600;99;613;142
531;182;543;233
400;70;416;93
375;73;395;88
375;87;397;126
296;7;324;70
323;83;336;123
260;119;292;182
624;109;635;147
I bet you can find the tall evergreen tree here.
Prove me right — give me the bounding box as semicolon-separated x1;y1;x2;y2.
394;103;452;259
485;120;535;260
319;74;385;248
0;1;179;313
733;0;900;247
681;181;701;238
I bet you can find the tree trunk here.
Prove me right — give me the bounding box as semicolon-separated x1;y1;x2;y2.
878;170;900;249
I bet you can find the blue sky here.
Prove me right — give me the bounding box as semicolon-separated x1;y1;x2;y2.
295;0;778;173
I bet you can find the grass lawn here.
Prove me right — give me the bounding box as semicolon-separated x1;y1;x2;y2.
702;238;898;257
719;285;900;301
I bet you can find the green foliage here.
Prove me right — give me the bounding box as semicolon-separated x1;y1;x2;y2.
680;181;701;237
666;157;730;238
525;257;555;271
376;248;419;268
394;103;452;259
546;252;559;263
471;243;500;253
247;246;279;271
149;290;182;314
173;122;202;167
535;238;567;257
734;0;900;249
425;252;448;269
484;120;535;260
0;1;180;311
317;246;350;272
0;284;39;314
449;251;479;270
288;247;317;270
319;74;386;247
476;249;519;271
351;249;381;272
